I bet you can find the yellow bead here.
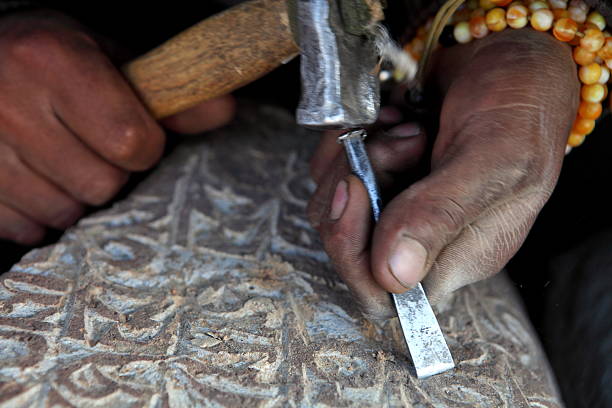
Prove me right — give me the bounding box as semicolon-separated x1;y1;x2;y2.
573;117;596;134
531;9;554;31
454;21;473;44
578;101;603;120
574;46;596;66
507;4;529;29
581;83;606;102
599;66;610;84
579;63;603;84
581;28;605;52
480;0;496;10
568;131;586;147
486;8;507;31
529;1;549;11
568;7;587;24
549;0;568;9
587;11;606;31
470;16;490;38
553;17;578;41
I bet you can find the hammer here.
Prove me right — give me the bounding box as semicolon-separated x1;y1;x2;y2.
125;0;453;378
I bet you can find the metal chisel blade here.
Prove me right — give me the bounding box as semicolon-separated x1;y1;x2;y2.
393;284;454;378
339;129;454;379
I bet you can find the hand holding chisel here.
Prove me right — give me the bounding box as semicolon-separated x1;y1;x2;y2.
296;0;454;378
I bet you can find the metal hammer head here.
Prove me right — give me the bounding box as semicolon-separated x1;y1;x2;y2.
295;0;381;130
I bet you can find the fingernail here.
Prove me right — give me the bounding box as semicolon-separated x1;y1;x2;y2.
386;123;421;138
388;237;427;289
329;180;348;221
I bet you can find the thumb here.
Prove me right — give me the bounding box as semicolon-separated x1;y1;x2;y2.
369;138;544;298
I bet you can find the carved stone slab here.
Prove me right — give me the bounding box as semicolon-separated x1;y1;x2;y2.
0;106;563;407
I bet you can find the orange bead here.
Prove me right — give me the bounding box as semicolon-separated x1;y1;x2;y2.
578;101;603;119
470;16;490;38
486;8;507;31
553;18;578;41
531;9;554;31
573;117;596;134
581;83;606;102
579;63;603;84
553;9;570;20
491;0;512;5
568;131;586;147
597;37;612;60
507;4;529;29
581;28;605;52
574;46;596;65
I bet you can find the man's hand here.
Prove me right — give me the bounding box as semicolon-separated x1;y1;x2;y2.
0;10;234;245
308;29;579;320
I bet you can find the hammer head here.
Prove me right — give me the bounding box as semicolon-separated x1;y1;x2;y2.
295;0;380;130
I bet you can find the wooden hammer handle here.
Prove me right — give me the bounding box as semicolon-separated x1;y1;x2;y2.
123;0;298;119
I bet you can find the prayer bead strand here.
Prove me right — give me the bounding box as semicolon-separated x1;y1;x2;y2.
402;0;610;151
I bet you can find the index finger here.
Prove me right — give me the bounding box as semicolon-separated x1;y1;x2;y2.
50;42;165;171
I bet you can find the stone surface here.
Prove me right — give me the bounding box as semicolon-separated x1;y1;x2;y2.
0;106;562;407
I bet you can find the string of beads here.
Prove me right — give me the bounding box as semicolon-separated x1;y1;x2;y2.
402;0;610;151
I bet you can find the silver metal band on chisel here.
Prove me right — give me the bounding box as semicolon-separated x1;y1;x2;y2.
338;129;454;379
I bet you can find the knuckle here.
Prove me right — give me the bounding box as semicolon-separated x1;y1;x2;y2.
107;122;164;170
107;124;146;164
80;169;127;206
8;28;68;64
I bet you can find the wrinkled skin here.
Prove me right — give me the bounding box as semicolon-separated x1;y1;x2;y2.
0;10;235;244
308;29;579;320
